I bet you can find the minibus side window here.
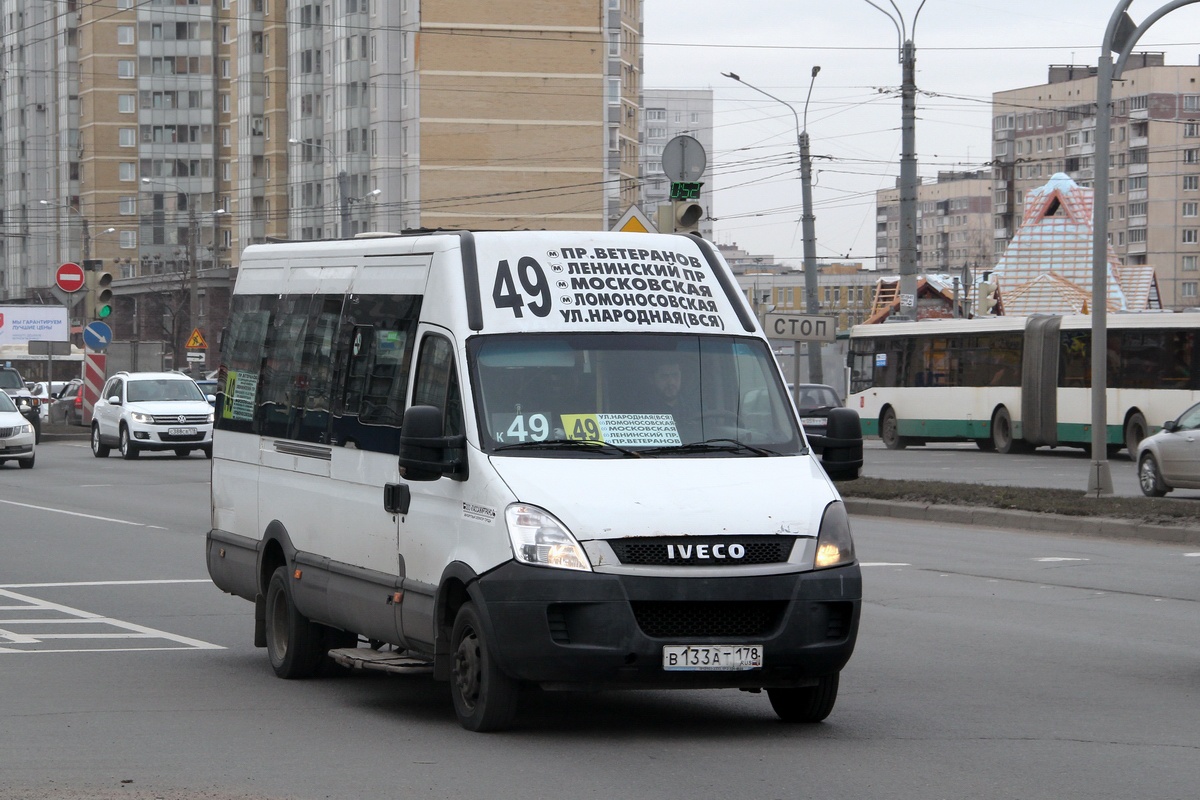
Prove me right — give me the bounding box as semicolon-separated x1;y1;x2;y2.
412;335;463;437
215;294;273;435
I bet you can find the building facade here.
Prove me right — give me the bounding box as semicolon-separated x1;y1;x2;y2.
640;88;714;237
992;56;1200;309
875;170;994;275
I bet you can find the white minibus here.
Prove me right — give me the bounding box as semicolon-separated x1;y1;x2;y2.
206;230;863;731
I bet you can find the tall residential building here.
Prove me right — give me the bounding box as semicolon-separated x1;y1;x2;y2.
640;88;714;238
0;0;642;364
992;55;1200;309
875;170;994;275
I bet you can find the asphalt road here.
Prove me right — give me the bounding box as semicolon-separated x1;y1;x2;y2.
860;438;1200;499
2;441;1198;799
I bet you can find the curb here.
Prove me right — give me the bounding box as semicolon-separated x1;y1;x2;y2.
844;497;1200;546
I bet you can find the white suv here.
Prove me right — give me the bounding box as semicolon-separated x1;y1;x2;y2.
91;371;215;460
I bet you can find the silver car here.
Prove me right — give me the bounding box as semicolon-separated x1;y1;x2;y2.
1136;401;1200;496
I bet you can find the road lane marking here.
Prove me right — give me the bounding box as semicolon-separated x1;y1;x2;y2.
1034;557;1090;562
861;562;911;567
0;586;223;653
0;499;167;529
0;579;211;589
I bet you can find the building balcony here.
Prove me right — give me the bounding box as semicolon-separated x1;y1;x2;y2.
1129;189;1148;201
1130;136;1148;148
1127;241;1147;254
994;227;1008;240
1129;162;1149;175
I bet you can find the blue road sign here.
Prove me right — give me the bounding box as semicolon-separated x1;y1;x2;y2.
83;321;113;352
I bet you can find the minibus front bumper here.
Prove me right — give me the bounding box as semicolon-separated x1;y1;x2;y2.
471;561;861;690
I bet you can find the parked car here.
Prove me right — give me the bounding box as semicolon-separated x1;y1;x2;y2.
0;390;36;468
91;371;214;459
0;366;42;443
194;379;219;406
792;383;844;455
50;380;85;426
1136;401;1200;496
29;381;72;419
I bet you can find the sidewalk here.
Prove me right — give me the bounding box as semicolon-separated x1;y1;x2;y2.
845;496;1200;546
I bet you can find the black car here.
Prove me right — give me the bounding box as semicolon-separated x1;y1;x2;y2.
0;366;42;442
793;383;843;454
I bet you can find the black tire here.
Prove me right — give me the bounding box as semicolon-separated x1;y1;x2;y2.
265;566;325;679
768;674;839;723
202;445;213;459
1124;412;1148;460
450;602;519;732
119;426;140;460
174;448;192;457
992;407;1016;454
0;459;6;467
91;424;110;458
880;408;906;450
1138;452;1169;497
18;454;34;470
975;437;996;452
32;418;41;444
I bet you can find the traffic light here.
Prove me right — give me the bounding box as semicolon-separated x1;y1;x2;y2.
83;261;115;320
978;281;1000;315
670;181;704;234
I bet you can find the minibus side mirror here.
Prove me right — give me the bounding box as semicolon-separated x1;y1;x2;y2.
398;404;468;481
820;407;863;482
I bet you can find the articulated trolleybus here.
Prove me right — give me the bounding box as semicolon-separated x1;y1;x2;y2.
847;312;1200;455
206;230;864;731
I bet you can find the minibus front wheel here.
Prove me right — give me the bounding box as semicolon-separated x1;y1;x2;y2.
767;673;839;723
450;602;518;732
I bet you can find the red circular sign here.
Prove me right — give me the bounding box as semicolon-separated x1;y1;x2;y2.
56;262;86;293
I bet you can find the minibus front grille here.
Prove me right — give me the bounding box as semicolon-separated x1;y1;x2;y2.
609;536;794;566
631;601;786;638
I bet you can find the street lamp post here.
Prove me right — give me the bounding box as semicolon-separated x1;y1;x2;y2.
863;0;927;322
289;138;350;239
722;69;824;384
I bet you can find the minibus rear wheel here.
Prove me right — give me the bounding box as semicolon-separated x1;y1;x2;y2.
265;566;325;679
767;673;839;723
450;602;518;732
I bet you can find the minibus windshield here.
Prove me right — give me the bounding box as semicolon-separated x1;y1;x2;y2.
469;333;803;456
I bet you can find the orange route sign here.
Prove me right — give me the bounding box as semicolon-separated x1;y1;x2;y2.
186;328;208;349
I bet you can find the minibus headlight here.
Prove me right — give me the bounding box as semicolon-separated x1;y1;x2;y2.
505;504;592;572
813;501;855;570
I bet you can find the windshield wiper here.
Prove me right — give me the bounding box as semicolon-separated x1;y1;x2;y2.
493;438;641;457
640;438;777;457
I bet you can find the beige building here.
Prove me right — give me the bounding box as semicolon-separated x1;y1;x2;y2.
875;170;994;275
0;0;642;366
992;56;1200;309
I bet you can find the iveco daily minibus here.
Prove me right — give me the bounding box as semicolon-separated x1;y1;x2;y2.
206;230;863;731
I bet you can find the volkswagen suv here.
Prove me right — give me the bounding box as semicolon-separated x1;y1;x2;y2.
91;371;214;459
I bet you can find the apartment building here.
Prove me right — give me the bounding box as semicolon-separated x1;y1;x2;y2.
992;55;1200;309
640;88;714;238
875;170;994;275
0;0;642;365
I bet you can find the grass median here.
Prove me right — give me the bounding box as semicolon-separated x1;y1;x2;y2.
838;477;1199;527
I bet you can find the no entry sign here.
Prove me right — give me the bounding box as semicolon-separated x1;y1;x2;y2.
56;262;86;293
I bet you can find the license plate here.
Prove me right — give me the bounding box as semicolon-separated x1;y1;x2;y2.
662;644;763;671
801;417;826;426
168;427;196;436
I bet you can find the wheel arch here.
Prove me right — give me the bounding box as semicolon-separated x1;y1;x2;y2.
432;561;483;680
257;520;297;599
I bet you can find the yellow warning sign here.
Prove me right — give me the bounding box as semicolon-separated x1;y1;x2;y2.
186;328;208;349
611;205;658;233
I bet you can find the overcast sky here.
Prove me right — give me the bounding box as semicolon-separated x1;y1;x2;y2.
641;0;1200;269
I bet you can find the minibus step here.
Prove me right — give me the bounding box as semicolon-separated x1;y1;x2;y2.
328;647;433;675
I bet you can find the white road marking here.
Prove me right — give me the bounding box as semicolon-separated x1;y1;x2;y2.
861;562;911;567
0;585;223;653
0;498;166;529
1034;557;1090;562
0;579;211;589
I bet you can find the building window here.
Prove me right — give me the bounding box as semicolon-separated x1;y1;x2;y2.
1183;281;1198;298
1183;229;1198;244
119;162;136;181
1187;149;1200;165
120;231;137;249
119;197;137;215
1186;176;1200;192
1185;203;1199;218
117;25;134;45
119;128;135;147
118;60;135;78
1183;255;1198;271
118;94;135;113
